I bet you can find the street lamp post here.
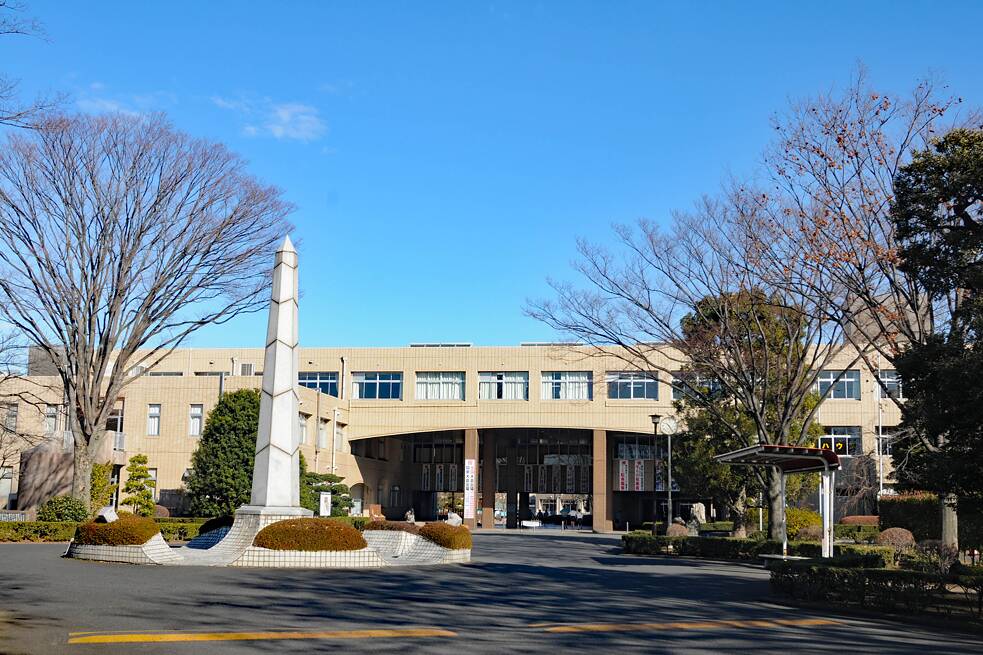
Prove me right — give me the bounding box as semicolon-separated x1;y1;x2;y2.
650;414;660;534
651;413;678;534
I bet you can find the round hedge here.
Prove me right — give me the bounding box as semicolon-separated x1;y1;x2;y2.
364;520;420;535
38;496;89;522
254;518;367;551
418;522;472;550
199;515;235;535
877;527;915;548
74;515;160;546
665;523;689;537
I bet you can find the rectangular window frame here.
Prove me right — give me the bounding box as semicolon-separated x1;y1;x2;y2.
298;371;339;397
818;426;862;457
478;371;529;400
146;404;161;437
352;372;403;400
541;371;593;401
877;369;903;400
817;370;861;400
189;404;203;437
415;371;466;401
606;371;659;400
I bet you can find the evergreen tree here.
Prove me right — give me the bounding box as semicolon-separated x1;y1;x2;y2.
299;452;353;516
90;461;118;512
185;389;261;517
121;454;155;516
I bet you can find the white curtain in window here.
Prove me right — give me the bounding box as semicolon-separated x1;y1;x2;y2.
416;372;464;400
543;372;591;400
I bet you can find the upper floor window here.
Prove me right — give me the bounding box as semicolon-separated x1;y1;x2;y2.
297;413;309;445
189;404;203;437
479;372;529;400
147;371;183;377
1;403;17;432
147;404;161;436
671;372;723;401
317;420;328;449
877;369;903;400
819;426;861;457
298;371;338;397
44;404;59;435
542;371;592;401
607;372;658;400
416;372;465;401
353;372;402;400
239;363;254;377
817;370;861;400
877;426;897;457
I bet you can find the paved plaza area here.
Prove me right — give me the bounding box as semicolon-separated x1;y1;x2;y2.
1;531;981;654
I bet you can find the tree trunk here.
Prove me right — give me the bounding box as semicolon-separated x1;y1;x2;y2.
732;487;748;538
71;436;92;513
942;493;959;550
766;468;786;543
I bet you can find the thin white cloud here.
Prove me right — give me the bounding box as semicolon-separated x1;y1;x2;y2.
211;95;328;142
76;84;177;116
76;97;139;116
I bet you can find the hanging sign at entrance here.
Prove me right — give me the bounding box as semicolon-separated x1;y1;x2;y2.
634;460;644;491
463;458;476;520
422;464;431;491
618;459;629;491
436;464;445;492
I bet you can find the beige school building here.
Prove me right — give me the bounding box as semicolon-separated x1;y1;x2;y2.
1;344;902;530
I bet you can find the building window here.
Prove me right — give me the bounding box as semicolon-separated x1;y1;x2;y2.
148;468;158;501
298;413;309;445
44;404;59;435
479;372;529;400
671;372;722;401
317;421;328;449
334;422;344;451
541;371;592;400
416;372;465;401
240;362;254;376
819;426;861;457
298;372;339;397
607;372;658;400
877;369;903;400
147;404;161;436
189;404;203;437
817;370;861;400
353;372;402;400
1;403;17;431
147;371;183;377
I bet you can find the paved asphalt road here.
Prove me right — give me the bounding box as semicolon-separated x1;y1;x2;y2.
1;531;981;654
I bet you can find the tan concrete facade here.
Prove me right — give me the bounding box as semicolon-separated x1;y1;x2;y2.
1;344;902;529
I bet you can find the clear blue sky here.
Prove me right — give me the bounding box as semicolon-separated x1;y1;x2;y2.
6;2;983;347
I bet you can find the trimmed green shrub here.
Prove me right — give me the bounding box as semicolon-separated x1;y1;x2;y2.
74;515;160;546
0;521;78;542
835;523;880;542
879;493;983;549
254;518;367;551
666;523;689;537
770;563;943;613
699;521;734;532
841;515;878;526
90;462;117;512
156;521;202;542
364;520;420;535
877;527;915;549
786;507;821;540
199;515;234;535
329;516;370;531
121;454;156;517
37;496;88;522
419;522;472;550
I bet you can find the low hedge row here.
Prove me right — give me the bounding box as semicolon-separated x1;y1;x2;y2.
0;521;78;542
834;524;881;542
771;561;983;619
879;494;983;549
254;518;367;551
622;533;894;566
418;522;472;550
74;516;160;546
364;520;420;534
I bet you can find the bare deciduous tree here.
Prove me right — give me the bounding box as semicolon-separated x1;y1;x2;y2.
765;70;979;546
0;113;294;509
528;191;856;541
0;1;60;128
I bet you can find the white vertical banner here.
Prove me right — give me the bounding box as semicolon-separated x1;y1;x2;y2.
463;458;476;520
618;459;629;491
634;460;644;491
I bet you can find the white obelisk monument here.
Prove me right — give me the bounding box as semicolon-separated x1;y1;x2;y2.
240;235;312;517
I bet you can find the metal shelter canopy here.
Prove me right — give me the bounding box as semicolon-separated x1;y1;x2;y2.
714;444;840;473
714;444;840;558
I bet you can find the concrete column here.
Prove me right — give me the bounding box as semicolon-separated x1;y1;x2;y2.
506;444;519;529
592;429;613;532
463;428;479;530
481;431;496;529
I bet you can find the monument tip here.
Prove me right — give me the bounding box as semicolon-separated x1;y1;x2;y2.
277;235;296;253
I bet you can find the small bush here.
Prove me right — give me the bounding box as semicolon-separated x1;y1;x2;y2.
254;518;366;551
786;507;822;540
156;521;202;542
328;516;370;531
841;515;878;526
419;522;472;550
796;524;823;542
901;540;959;576
153;504;170;518
74;515;160;546
877;527;915;549
364;520;420;535
770;563;942;613
199;515;235;535
37;496;88;522
834;523;880;543
666;523;689;537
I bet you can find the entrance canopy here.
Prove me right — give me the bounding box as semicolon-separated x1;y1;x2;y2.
714;444;840;473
